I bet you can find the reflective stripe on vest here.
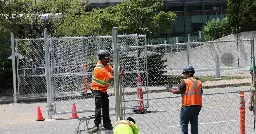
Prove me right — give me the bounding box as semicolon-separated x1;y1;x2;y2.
95;65;104;68
182;78;202;97
92;76;108;86
92;64;109;86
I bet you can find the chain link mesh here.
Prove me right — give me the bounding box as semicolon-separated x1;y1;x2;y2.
15;34;256;133
121;39;255;134
16;39;46;97
49;35;147;114
118;35;148;115
50;36;113;114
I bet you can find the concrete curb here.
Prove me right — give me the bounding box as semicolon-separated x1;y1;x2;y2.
0;82;251;105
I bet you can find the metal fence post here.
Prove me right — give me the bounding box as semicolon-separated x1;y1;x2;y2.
253;37;256;130
215;55;221;80
11;32;17;103
187;34;190;66
145;35;149;109
112;27;121;121
49;38;54;114
44;28;52;119
199;31;202;41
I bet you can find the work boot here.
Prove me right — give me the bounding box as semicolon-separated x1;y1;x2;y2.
103;123;113;130
91;125;99;133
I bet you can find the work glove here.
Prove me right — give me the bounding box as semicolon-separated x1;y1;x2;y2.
249;105;254;111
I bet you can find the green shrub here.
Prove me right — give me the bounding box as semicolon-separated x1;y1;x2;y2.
147;53;168;86
202;17;232;41
121;52;168;87
167;75;183;85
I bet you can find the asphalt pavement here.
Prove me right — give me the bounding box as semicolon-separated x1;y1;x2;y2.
0;83;255;134
0;79;256;134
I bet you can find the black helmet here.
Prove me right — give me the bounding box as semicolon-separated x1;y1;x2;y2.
98;50;110;60
182;66;195;74
127;117;135;124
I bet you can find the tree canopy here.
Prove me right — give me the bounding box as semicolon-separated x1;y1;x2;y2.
56;0;176;37
227;0;256;33
202;0;256;40
0;0;177;89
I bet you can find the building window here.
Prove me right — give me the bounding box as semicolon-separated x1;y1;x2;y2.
186;2;202;12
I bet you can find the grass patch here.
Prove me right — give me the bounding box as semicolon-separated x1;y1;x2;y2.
198;76;249;82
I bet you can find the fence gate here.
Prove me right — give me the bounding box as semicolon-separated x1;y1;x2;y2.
15;38;47;101
50;35;148;118
50;36;114;115
117;35;148;118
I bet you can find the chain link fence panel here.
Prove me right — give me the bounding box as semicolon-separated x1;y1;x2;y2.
118;35;148;115
50;36;114;114
50;35;147;115
120;39;255;134
14;31;256;133
15;38;47;98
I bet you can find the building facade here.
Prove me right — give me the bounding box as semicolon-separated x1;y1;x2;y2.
85;0;228;43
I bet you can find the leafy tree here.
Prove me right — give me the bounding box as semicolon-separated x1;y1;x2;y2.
0;0;176;90
227;0;256;33
153;11;176;38
202;17;231;41
0;0;33;90
56;0;177;37
202;0;256;40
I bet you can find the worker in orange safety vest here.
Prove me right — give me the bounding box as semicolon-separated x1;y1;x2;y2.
90;50;124;133
169;66;203;134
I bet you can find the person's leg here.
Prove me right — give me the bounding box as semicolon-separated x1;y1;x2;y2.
93;90;102;127
102;92;112;130
180;107;190;134
190;106;201;134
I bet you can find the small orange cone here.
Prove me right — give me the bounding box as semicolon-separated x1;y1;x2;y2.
70;103;78;119
137;73;145;113
36;106;45;121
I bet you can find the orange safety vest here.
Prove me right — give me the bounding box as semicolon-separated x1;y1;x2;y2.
181;77;203;107
91;61;113;92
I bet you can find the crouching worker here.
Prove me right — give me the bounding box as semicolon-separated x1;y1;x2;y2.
113;117;140;134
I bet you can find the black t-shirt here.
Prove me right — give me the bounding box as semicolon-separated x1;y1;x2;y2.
178;80;186;92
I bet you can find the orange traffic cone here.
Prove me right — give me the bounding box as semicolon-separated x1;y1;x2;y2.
70;103;78;119
137;73;145;113
36;106;45;121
